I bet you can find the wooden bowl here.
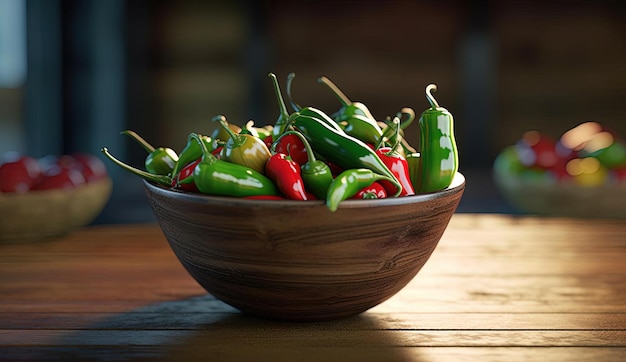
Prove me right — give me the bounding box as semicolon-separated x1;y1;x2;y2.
0;177;112;243
144;173;465;321
494;173;626;218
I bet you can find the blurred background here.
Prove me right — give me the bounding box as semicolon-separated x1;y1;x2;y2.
1;0;625;223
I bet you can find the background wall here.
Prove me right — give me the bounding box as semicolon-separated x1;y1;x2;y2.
1;0;625;222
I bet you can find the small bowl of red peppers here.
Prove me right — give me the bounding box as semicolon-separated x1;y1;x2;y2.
0;152;112;242
494;122;626;218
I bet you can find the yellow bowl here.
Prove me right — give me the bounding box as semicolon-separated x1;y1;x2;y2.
143;173;465;321
0;177;112;242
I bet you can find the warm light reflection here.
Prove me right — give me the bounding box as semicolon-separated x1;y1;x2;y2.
584;131;614;153
566;157;601;176
565;157;608;186
560;121;602;150
522;130;541;146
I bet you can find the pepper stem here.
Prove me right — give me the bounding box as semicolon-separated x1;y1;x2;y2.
121;130;156;153
189;133;216;162
285;72;302;112
268;72;291;138
212;115;243;147
361;191;378;200
425;84;440;109
388;116;402;154
398;107;416;130
400;137;417;154
101;147;172;186
376;116;401;151
317;76;352;106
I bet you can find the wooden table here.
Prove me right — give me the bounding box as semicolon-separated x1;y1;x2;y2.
1;214;625;361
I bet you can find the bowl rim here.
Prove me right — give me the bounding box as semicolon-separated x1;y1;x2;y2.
144;172;465;209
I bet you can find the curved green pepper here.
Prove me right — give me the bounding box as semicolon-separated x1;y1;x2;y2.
101;147;173;187
317;76;383;144
273;130;334;200
284;72;344;133
290;113;402;197
213;115;272;174
415;84;459;193
171;133;218;177
189;133;279;197
121;130;178;176
268;72;341;139
326;168;398;212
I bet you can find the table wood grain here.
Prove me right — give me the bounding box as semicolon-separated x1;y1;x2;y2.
1;214;625;361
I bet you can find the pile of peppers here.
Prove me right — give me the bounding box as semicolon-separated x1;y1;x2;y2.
101;73;459;212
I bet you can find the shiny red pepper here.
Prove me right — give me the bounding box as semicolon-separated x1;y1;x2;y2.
375;146;415;196
350;181;387;199
171;158;201;192
273;133;308;166
265;153;309;200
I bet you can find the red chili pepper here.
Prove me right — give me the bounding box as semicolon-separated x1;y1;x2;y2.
265;153;308;200
212;146;223;158
350;181;387;199
326;161;344;177
375;147;415;196
171;158;201;192
273;134;308;166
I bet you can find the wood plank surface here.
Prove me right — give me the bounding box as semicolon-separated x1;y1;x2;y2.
1;214;625;361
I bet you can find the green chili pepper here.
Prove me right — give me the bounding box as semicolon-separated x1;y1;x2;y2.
187;133;279;197
273;130;334;200
171;133;218;177
326;168;398;212
284;72;344;133
121;130;178;176
290;113;402;197
213;115;272;174
101;147;173;186
405;152;421;194
317;76;383;144
415;84;459;193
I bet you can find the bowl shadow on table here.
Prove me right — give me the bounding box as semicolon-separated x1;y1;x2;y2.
54;295;431;362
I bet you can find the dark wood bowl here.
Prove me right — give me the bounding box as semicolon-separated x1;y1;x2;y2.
144;173;465;321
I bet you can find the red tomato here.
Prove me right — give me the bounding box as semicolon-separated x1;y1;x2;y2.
32;165;86;191
0;154;41;193
71;153;108;182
